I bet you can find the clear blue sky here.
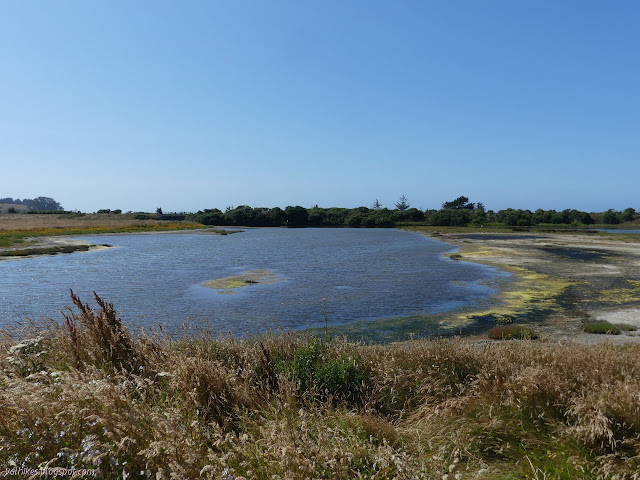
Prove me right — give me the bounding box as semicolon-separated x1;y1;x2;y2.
1;1;638;213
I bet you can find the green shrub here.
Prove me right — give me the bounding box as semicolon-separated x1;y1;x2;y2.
314;353;367;402
488;325;538;340
581;321;627;335
275;340;369;404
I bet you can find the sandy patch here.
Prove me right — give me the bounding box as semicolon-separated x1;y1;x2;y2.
592;308;640;327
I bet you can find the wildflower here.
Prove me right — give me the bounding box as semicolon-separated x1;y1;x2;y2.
221;467;235;480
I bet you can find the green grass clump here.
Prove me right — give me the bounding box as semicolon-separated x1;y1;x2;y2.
582;321;637;335
582;321;621;334
488;324;538;340
275;340;369;404
2;295;640;479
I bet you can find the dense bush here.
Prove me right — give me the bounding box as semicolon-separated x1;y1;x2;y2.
188;205;423;228
182;200;637;229
602;209;621;224
430;208;473;226
272;340;369;404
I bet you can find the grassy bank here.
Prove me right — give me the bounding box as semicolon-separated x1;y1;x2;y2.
0;213;206;251
2;294;640;479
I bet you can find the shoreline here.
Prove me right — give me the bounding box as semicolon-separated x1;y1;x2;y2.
0;227;236;260
317;229;640;343
0;237;112;260
416;229;640;343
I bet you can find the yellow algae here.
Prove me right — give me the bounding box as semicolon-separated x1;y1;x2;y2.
202;269;285;292
450;245;575;323
402;228;640;336
458;267;573;322
594;281;640;304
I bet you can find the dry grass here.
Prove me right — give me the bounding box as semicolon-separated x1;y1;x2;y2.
0;213;205;250
0;213;196;231
2;295;640;479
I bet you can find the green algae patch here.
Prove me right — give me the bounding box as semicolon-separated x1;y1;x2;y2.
442;244;575;325
456;260;574;324
202;269;285;293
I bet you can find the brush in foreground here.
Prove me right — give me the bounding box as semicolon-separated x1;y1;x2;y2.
1;293;640;479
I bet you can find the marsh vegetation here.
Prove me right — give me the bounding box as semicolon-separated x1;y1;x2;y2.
2;293;640;479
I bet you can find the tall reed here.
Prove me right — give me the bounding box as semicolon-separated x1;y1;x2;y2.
1;295;639;479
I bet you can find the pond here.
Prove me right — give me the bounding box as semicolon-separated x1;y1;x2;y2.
0;228;507;336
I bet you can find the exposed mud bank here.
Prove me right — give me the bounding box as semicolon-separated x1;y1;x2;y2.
428;231;640;343
0;237;112;260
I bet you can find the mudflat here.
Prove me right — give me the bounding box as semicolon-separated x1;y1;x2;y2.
425;230;640;343
0;213;208;259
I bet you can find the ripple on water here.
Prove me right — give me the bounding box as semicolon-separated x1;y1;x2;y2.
0;228;508;335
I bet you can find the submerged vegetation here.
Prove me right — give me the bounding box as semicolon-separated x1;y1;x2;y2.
202;269;285;293
2;294;640;479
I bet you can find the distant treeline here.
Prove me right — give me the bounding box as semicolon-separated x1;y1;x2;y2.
0;196;63;211
188;205;424;227
187;197;638;228
3;194;637;227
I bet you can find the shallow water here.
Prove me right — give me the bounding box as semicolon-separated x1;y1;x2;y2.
0;228;507;335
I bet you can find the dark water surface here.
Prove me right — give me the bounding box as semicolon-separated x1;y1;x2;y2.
0;228;507;335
